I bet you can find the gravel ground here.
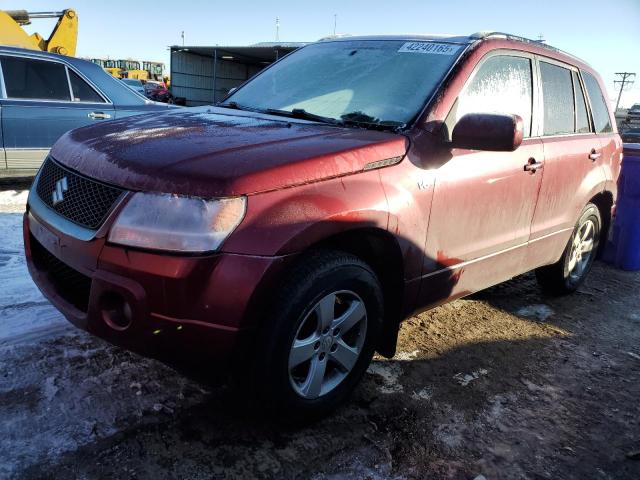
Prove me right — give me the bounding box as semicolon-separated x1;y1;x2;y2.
1;189;639;480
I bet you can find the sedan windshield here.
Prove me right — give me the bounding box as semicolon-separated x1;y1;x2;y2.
225;40;463;128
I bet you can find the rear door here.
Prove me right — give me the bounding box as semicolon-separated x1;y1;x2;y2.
581;70;622;196
528;59;607;266
0;55;114;170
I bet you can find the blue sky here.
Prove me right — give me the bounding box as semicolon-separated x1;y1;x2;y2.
11;0;640;107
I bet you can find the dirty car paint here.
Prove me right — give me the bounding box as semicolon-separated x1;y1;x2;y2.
50;107;409;197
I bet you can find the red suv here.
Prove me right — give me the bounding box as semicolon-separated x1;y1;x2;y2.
24;33;621;417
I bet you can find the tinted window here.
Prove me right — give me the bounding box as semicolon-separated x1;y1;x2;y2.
540;62;574;135
582;71;613;133
69;70;104;103
573;71;590;133
454;55;533;137
1;56;70;101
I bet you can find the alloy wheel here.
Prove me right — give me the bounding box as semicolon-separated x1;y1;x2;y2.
288;290;367;399
567;218;596;281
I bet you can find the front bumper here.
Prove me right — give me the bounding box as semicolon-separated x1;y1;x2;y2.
24;211;288;367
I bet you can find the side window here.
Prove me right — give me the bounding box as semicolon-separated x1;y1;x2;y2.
582;71;613;133
453;55;533;137
540;62;574;135
1;56;70;101
68;70;105;103
573;71;590;133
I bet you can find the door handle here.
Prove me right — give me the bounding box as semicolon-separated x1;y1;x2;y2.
589;149;601;161
524;158;544;173
88;111;112;120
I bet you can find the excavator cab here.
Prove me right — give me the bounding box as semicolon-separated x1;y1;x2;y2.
91;58;122;78
119;60;148;81
0;9;78;56
143;61;164;82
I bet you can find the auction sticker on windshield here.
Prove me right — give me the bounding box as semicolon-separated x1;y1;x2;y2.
398;42;460;55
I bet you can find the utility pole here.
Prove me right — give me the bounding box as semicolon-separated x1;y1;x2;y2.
275;17;280;42
614;72;636;112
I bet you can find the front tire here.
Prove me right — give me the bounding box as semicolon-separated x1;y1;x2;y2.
535;203;601;295
247;249;383;419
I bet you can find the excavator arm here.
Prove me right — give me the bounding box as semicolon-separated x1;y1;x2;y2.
0;9;78;56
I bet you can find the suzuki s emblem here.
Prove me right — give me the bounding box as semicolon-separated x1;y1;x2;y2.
52;177;69;205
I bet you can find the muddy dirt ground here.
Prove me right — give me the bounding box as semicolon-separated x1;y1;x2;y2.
1;189;639;479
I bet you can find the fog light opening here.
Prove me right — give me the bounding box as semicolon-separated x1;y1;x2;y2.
100;292;133;331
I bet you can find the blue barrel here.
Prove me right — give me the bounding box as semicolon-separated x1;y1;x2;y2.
604;144;640;270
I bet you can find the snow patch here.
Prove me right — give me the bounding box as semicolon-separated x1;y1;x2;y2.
433;406;466;448
0;190;28;213
394;349;419;361
367;362;404;394
515;304;555;321
453;368;488;386
411;387;433;401
0;192;66;342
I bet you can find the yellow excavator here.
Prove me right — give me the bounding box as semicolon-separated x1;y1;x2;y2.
90;58;121;78
0;8;78;56
91;59;148;80
143;61;165;82
118;60;148;81
2;9;168;84
91;59;164;82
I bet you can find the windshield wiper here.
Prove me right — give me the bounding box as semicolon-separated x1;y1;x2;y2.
217;103;341;126
216;104;403;131
216;101;261;112
264;108;343;126
340;111;405;131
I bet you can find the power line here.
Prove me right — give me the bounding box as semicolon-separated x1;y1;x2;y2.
614;72;635;111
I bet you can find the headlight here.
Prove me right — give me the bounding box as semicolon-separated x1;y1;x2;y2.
108;193;246;253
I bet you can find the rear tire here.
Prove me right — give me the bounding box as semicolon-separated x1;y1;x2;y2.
535;203;601;295
243;249;384;419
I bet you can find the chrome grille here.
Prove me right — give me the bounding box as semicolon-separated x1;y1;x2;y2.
35;157;124;230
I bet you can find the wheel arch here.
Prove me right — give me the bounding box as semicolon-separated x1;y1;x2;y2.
589;190;614;257
307;227;406;358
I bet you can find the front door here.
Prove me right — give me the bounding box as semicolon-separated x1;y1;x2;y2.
0;55;114;170
420;52;544;304
0;102;5;169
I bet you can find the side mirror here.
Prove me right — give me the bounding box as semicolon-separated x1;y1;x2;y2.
451;113;524;152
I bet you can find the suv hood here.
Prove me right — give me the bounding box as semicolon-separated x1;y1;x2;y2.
51;106;409;197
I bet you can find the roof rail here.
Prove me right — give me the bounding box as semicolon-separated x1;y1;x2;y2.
469;31;589;66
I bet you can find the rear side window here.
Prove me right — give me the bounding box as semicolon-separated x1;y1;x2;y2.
582;71;613;133
69;70;104;103
540;62;574;135
1;56;70;101
573;71;591;133
454;55;533;137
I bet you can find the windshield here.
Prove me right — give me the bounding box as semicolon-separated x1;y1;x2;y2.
226;40;463;127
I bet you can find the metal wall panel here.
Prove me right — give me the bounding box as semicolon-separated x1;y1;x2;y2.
170;50;270;106
170;50;215;106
